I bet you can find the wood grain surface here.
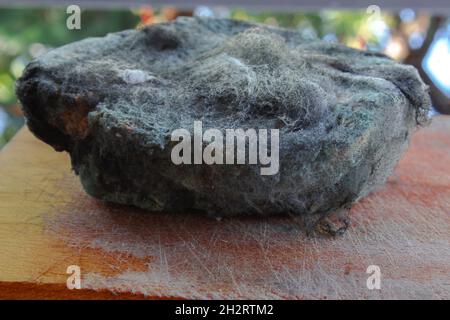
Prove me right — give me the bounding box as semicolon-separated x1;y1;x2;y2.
0;116;449;299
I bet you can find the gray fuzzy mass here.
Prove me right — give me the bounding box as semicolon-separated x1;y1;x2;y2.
16;17;431;231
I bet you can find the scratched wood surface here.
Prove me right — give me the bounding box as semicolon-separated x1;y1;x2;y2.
0;116;449;300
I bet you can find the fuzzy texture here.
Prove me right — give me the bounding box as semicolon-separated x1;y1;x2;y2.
16;17;431;226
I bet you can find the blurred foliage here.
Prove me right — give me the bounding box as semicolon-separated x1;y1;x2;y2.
0;120;17;147
0;7;139;149
230;9;391;45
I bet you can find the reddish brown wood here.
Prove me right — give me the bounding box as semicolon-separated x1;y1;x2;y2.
0;116;449;299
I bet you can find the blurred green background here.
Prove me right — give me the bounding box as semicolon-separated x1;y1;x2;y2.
0;6;449;149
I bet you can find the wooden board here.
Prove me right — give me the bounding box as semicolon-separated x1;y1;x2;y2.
0;116;449;300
